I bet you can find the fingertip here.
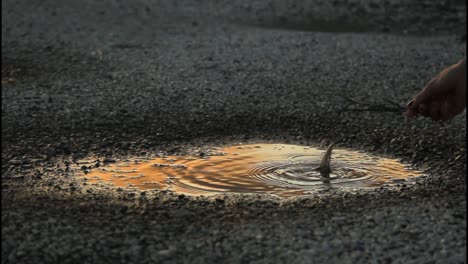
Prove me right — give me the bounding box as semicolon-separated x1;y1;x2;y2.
418;104;429;116
406;100;414;108
413;80;437;106
412;94;425;107
405;109;418;118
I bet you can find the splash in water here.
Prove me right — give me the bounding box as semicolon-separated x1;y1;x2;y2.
77;144;423;197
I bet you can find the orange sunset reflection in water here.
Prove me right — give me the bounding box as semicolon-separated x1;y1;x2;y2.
79;144;423;197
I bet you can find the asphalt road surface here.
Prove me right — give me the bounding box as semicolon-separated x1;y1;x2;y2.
2;0;466;263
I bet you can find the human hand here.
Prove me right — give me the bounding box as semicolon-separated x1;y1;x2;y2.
406;58;466;121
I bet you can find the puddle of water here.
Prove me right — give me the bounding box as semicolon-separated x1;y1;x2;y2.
77;144;423;197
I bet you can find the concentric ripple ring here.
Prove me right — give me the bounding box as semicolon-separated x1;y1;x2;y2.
76;144;423;197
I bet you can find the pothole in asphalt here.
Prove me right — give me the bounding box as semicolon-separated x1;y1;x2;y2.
75;144;424;197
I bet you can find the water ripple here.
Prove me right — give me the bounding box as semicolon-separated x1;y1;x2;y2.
77;144;423;197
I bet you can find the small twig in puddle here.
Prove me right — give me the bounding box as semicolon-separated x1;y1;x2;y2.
314;141;336;183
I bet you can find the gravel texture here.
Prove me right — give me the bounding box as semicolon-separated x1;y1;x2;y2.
2;0;466;263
